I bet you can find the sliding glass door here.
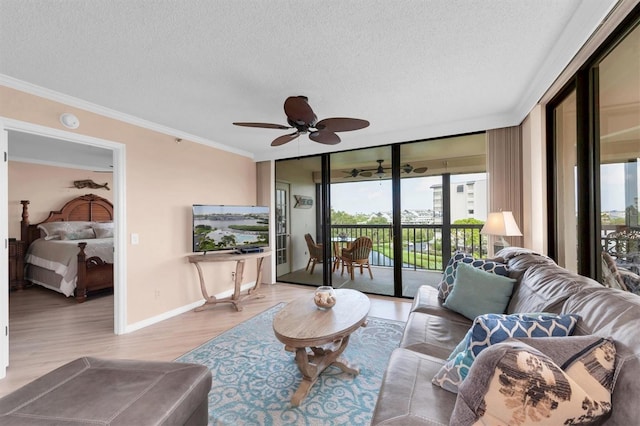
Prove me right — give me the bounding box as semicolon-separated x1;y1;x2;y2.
548;14;639;281
274;133;488;298
598;23;640;282
330;147;393;296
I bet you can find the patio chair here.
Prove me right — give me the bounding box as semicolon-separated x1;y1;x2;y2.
340;236;374;280
304;233;324;274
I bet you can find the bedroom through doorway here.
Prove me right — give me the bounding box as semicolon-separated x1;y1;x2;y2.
2;121;126;380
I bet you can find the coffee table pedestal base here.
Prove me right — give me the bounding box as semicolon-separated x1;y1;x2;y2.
289;336;358;407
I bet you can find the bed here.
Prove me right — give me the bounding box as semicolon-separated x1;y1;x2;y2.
20;194;114;302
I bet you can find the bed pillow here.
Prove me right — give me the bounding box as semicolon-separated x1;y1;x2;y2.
443;263;516;320
92;222;114;239
451;337;616;425
37;221;94;238
432;313;580;393
58;228;96;240
437;253;509;302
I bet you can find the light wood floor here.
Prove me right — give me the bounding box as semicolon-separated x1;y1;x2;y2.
0;283;412;397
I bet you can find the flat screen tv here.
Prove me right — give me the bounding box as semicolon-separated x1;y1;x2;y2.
192;204;269;253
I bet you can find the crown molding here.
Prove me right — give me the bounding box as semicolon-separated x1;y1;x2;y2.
0;74;254;160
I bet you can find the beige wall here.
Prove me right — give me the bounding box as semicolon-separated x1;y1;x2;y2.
7;162;114;238
1;86;259;326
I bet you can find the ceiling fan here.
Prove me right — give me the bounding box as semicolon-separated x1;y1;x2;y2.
233;96;369;146
344;160;428;178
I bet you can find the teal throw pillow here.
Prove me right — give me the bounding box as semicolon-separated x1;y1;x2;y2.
443;263;516;320
437;253;509;302
432;313;581;393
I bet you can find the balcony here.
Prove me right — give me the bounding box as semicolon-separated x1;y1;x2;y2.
277;223;488;298
330;223;488;270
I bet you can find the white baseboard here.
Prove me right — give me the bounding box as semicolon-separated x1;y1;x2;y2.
124;281;257;333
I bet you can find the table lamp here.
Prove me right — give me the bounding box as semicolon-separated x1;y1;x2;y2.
480;211;522;255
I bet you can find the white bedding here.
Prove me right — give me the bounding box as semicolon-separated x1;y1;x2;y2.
25;238;114;297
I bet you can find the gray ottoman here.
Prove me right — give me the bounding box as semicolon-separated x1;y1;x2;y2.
0;357;212;425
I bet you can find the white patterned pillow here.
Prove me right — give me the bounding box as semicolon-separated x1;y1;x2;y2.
437;253;509;302
38;221;94;238
432;313;580;393
451;337;616;425
92;222;114;239
59;228;96;240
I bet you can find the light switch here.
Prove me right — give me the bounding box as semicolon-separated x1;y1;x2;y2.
131;233;139;245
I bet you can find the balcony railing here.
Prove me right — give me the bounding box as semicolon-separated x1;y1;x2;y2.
329;223;487;271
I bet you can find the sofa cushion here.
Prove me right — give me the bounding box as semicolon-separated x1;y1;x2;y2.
371;348;455;426
410;286;472;325
431;313;580;393
437;254;509;303
496;248;557;283
506;262;601;314
451;337;616;425
400;311;471;360
443;263;516;320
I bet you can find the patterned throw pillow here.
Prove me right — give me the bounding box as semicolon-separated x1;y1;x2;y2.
437;253;509;302
59;228;96;240
451;337;616;425
432;313;580;393
437;252;471;301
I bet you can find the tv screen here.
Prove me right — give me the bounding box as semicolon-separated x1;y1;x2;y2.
192;205;269;253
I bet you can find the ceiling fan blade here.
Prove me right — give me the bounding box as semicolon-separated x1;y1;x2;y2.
343;169;361;178
413;167;428;173
271;132;299;147
316;117;370;132
233;122;291;130
284;96;317;126
309;130;341;145
359;171;373;177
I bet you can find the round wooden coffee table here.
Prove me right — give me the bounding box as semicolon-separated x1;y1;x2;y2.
272;288;370;406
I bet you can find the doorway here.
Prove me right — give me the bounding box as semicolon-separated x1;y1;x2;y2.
0;118;126;378
275;182;291;276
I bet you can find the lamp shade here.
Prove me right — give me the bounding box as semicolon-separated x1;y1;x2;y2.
480;211;522;237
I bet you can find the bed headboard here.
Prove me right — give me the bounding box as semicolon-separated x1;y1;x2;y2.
20;194;114;247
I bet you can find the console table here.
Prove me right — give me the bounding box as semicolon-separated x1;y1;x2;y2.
187;249;270;312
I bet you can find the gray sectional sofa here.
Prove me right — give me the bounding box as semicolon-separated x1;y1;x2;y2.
371;247;640;425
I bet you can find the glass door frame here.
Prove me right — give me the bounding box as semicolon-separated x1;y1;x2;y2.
546;8;640;279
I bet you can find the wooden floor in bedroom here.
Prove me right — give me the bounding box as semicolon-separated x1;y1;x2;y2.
0;283;412;397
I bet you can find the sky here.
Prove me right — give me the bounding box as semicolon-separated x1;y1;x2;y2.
600;163;638;212
331;173;486;215
330;166;638;215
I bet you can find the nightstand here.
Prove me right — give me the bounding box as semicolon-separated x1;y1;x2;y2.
8;240;26;291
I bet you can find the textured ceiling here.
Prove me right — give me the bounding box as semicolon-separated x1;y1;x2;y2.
0;0;618;162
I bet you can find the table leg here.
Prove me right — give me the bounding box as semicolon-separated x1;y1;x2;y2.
193;263;218;312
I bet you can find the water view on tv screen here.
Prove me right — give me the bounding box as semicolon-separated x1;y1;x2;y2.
192;205;269;252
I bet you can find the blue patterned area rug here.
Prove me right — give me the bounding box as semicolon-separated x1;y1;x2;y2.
176;303;405;426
